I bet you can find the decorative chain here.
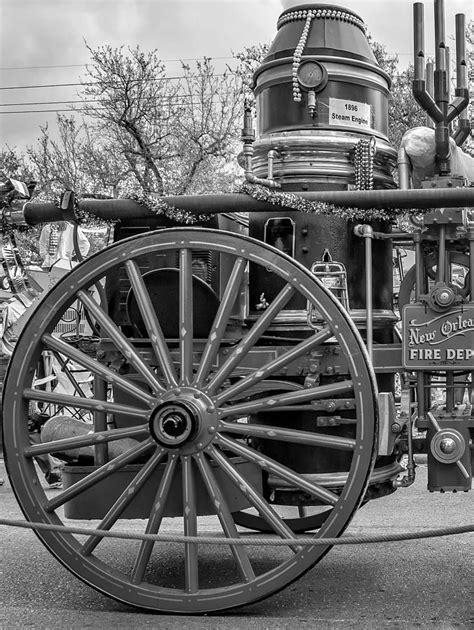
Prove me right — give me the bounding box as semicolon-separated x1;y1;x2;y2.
292;10;316;103
48;223;62;256
354;137;376;190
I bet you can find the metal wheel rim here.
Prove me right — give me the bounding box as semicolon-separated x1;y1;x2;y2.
3;228;378;613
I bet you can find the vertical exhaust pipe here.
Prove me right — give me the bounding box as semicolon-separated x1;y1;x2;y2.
413;2;425;81
452;13;471;145
412;1;470;173
413;3;444;124
433;0;450;172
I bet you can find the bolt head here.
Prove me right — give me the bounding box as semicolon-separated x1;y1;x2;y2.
437;290;452;304
439;437;456;454
433;286;455;307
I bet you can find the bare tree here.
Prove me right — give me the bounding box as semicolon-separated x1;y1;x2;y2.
27;115;91;196
81;44;183;194
0;147;34;182
80;45;245;195
26;115;131;198
80;125;132;198
170;58;243;194
232;43;269;104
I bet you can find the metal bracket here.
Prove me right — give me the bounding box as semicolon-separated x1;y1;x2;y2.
377;392;399;456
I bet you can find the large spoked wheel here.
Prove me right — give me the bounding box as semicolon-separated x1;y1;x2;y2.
3;228;377;613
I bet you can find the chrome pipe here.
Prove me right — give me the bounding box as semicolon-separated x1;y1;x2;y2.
455;13;467;88
425;61;435;128
397;147;411;190
437;224;446;283
413;3;425;80
434;0;446;72
353;224;374;360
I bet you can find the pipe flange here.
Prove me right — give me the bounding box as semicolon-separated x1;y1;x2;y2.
430;428;466;464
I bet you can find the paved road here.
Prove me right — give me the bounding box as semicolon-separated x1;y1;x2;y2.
0;457;472;629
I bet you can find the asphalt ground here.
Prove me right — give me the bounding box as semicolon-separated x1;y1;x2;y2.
0;456;472;629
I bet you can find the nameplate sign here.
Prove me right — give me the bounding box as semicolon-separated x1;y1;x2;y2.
402;305;474;370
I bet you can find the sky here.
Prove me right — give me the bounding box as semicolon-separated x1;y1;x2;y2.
1;0;472;152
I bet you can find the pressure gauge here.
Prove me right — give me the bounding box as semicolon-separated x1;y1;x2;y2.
296;60;328;92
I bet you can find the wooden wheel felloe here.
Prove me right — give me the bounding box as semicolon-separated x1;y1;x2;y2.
3;228;378;613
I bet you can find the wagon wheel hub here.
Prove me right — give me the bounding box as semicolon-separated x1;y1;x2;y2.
149;388;218;452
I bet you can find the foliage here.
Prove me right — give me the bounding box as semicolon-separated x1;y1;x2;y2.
165;58;243;194
232;43;270;104
80;46;244;195
0;147;35;183
389;66;428;149
80;44;179;195
23;115;132;199
461;19;473;158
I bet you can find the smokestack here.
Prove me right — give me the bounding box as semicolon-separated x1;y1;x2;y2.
250;3;397;191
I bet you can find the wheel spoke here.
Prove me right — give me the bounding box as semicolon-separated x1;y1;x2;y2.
23;387;149;422
219;420;356;452
215;326;333;405
24;422;150;458
206;283;295;394
131;453;178;584
218;380;353;418
81;447;166;556
50;352;88;398
44;439;155;512
125;260;178;388
77;289;164;395
194;451;255;582
179;248;193;385
42;333;156;405
208;445;301;552
194;256;247;387
216;433;339;506
182;455;199;593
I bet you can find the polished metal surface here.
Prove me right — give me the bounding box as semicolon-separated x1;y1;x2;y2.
251;131;396;189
